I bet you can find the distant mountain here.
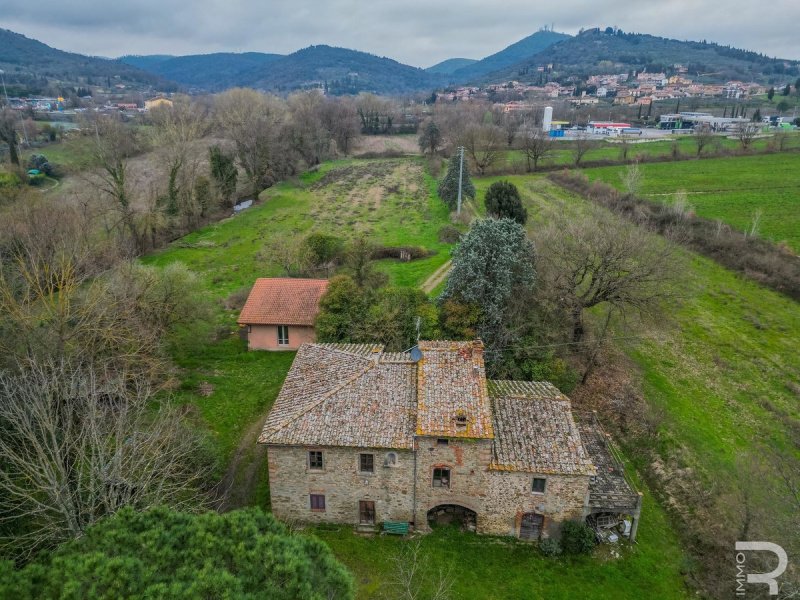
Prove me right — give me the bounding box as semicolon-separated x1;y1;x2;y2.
120;52;283;90
0;28;172;94
482;28;800;84
241;45;443;95
449;30;571;82
426;58;478;75
118;55;175;70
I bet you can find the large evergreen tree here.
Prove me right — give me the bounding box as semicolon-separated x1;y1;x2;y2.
0;507;354;600
437;152;475;210
484;181;528;224
441;218;535;354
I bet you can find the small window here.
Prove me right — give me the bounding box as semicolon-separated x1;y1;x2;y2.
247;325;252;333
310;494;325;511
532;477;546;494
384;452;397;467
432;467;450;488
436;438;449;446
455;415;467;429
359;453;374;473
309;450;323;470
277;325;289;345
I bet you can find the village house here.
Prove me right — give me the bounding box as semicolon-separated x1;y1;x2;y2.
238;278;328;351
260;340;642;541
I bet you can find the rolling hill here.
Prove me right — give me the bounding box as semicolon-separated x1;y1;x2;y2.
481;28;800;84
426;58;478;75
448;29;571;82
0;28;173;94
120;52;284;90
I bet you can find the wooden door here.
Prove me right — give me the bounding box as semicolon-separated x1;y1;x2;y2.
520;513;544;540
359;500;375;524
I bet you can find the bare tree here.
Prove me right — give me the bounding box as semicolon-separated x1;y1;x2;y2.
463;124;505;175
518;124;553;172
286;91;332;166
82;113;145;252
694;124;714;156
733;121;759;149
620;161;643;196
215;88;287;196
0;108;20;166
0;359;216;558
319;97;361;155
570;131;596;167
533;207;679;381
149;96;210;221
387;540;453;600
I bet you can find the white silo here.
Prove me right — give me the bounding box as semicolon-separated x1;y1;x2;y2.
542;106;553;132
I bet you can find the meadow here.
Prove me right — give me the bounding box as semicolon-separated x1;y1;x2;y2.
142;157;692;598
584;152;800;252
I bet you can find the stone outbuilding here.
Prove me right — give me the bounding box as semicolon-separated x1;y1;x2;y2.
238;278;328;351
259;340;641;541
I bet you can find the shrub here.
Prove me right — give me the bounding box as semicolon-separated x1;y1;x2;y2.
437;225;462;244
539;537;563;557
484;180;527;224
0;172;21;187
560;520;597;555
304;233;345;267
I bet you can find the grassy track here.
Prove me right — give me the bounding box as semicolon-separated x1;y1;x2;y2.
583;153;800;252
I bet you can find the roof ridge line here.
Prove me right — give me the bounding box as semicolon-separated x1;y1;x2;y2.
259;361;377;442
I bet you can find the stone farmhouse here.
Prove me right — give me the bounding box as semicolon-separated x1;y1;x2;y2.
260;340;641;541
238;278;328;351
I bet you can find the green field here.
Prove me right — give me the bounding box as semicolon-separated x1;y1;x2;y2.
584;153;800;252
497;132;800;172
141;157;693;598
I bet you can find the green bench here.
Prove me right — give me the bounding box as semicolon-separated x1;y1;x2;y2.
382;521;410;535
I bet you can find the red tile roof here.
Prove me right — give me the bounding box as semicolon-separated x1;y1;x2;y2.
238;278;329;326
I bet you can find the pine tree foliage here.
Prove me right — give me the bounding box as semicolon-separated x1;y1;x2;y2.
437;152;475;210
0;507;355;600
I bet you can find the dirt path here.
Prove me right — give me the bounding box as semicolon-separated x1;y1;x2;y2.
420;259;452;294
215;408;270;512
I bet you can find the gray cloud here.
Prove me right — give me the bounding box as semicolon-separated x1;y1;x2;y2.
1;0;798;66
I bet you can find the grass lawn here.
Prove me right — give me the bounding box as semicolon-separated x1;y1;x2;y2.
583;152;800;252
313;484;688;600
476;173;800;565
142;158;457;462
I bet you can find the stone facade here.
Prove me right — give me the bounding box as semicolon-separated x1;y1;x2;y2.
261;342;638;541
268;445;415;525
267;436;590;539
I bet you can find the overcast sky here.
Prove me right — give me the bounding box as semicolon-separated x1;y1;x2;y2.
1;0;798;67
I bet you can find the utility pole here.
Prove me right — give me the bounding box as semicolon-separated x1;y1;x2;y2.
456;145;464;216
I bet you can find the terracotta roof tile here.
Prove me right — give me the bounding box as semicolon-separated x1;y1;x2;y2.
415;341;494;439
238;278;328;326
488;380;595;475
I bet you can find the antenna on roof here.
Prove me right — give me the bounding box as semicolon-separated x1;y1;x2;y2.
409;346;423;363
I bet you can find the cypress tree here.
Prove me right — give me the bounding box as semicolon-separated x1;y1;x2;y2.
437;152;475;210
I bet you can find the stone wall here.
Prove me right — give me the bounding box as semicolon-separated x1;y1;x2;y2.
483;471;591;539
412;436;493;530
268;440;590;539
267;445;414;524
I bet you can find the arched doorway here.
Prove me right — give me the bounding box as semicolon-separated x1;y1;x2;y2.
520;512;544;541
427;504;477;531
